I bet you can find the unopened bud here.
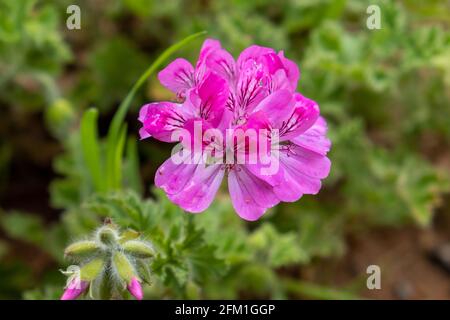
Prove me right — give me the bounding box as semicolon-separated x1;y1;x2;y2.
62;222;153;300
45;98;75;137
64;241;99;260
123;240;154;259
127;277;143;300
112;251;136;284
61;279;89;300
97;226;119;246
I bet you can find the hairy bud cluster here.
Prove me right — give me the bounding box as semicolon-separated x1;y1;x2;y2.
61;221;154;300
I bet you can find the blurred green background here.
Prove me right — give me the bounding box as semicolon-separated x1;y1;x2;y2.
0;0;449;300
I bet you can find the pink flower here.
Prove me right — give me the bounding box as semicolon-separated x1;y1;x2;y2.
60;279;89;300
139;39;330;221
127;277;143;300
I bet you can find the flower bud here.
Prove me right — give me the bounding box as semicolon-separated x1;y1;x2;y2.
97;226;119;246
122;240;154;259
61;279;89;300
62;222;154;300
112;251;135;284
127;277;143;300
64;241;99;260
45;98;75;138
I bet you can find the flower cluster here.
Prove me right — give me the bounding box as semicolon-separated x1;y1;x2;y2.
139;39;331;221
61;222;153;300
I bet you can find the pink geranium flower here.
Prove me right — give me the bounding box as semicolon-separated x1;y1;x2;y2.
139;39;331;221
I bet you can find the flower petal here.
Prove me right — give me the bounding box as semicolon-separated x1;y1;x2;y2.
196;38;222;69
139;127;151;140
158;58;195;97
231;111;271;163
273;144;331;201
228;165;279;221
138;105;152;140
278;51;300;90
291;116;331;155
234;67;269;114
155;151;199;195
245;157;285;187
253;89;295;128
61;280;89;300
269;69;294;93
138;102;193;143
196;72;230;126
237;45;275;70
279;93;319;141
169;164;224;213
205;48;237;84
262;52;285;74
283;144;331;180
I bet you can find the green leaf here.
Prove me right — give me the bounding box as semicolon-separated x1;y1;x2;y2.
396;158;449;226
0;211;45;246
80;108;105;193
87;36;150;111
249;224;307;268
111;124;127;190
124;137;143;195
23;285;62;300
282;278;361;300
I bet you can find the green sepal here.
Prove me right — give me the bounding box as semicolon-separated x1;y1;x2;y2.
119;229;140;244
90;272;112;300
80;258;104;281
136;259;152;285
